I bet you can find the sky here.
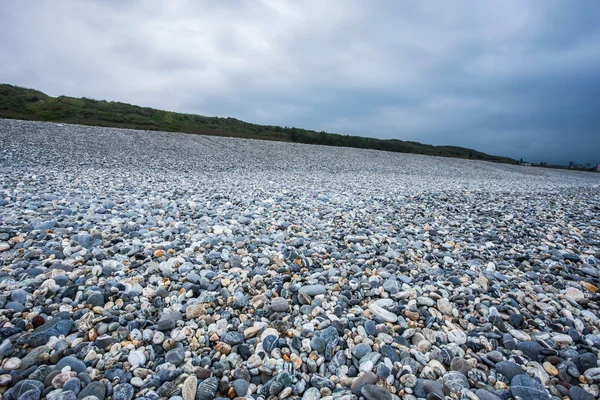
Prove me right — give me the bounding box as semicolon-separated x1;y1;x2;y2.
1;1;599;165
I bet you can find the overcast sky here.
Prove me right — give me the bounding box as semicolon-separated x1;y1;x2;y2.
1;1;599;165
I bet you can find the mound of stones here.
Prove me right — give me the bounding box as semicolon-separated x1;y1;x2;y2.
0;119;599;400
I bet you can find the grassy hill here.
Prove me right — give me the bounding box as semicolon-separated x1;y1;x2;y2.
0;83;517;163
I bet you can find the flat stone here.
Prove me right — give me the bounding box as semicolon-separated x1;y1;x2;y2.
182;375;197;400
369;303;397;323
443;371;470;393
232;379;249;396
510;374;549;400
56;356;86;374
221;331;244;346
298;285;326;296
516;341;543;360
351;372;378;395
77;381;106;400
495;361;523;381
361;384;393;400
113;383;134;400
437;298;453;315
196;377;218;400
270;297;289;312
565;287;585;302
569;386;595;400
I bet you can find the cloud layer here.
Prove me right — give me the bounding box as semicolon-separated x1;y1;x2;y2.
2;1;599;164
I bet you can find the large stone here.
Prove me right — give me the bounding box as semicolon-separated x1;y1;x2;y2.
437;298;453;315
565;287;584;302
298;285;326;296
196;377;218;400
516;341;543;360
77;381;106;400
351;372;378;395
182;375;197;400
21;346;50;369
510;374;549;400
443;371;470;393
186;305;206;319
35;318;74;337
56;356;86;374
495;361;524;381
113;384;134;400
271;297;289;312
361;384;393;400
569;386;595;400
221;331;244;346
368;303;397;323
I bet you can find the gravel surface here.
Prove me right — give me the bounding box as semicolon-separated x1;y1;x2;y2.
0;118;599;400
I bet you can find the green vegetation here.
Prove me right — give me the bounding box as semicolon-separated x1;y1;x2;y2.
0;83;518;163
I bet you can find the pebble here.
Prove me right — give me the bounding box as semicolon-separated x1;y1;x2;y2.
369;303;397;323
271;297;289;312
127;351;146;368
362;384;393;400
0;119;599;400
113;384;134;400
569;386;595;400
510;374;550;400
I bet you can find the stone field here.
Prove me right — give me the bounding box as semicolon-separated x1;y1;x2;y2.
0;119;600;400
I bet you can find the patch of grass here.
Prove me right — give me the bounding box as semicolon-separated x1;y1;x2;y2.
0;83;518;163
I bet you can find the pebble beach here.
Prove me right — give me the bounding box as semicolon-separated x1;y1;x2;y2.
1;118;600;400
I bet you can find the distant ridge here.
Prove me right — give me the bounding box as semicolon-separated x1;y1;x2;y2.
0;83;517;163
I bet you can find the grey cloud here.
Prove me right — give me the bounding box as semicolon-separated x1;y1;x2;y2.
0;0;598;165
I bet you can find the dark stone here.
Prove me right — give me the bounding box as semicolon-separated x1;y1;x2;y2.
95;335;117;349
495;361;523;381
196;377;218;400
310;336;326;354
380;344;400;363
232;379;249;396
77;381;106;400
86;292;104;307
310;375;335;390
319;326;339;360
509;314;525;328
28;332;50;347
476;389;503;400
510;375;549;400
221;331;244;346
165;348;185;366
569;386;594;400
262;335;278;353
269;381;284;396
364;320;376;336
352;343;371;359
5;301;25;312
351;372;378;396
63;378;81;394
450;357;472;376
502;334;516;351
443;372;470;393
422;379;445;398
15;389;40;400
361;384;393;400
104;367;126;381
157;381;180;398
35;318;74;337
156;319;176;331
573;353;597;374
113;383;134;400
4;380;44;400
56;356;86;374
516;341;543;360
